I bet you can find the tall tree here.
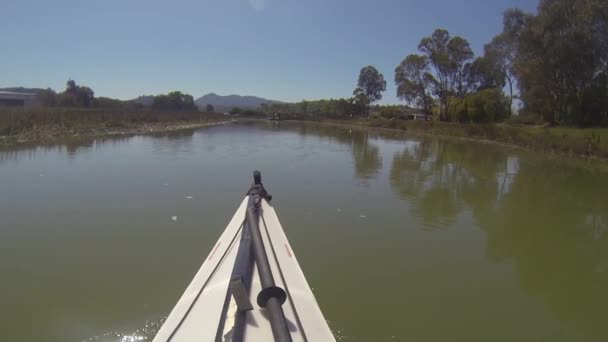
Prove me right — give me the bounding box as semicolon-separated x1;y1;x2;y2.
66;79;77;93
206;104;215;112
153;91;196;110
467;56;506;92
511;0;608;125
418;29;474;121
483;33;517;114
395;54;435;116
448;36;475;97
354;65;387;113
59;79;94;107
351;88;371;114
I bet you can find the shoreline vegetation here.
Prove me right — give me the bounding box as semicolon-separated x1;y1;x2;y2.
313;118;608;161
3;106;606;162
0;107;231;146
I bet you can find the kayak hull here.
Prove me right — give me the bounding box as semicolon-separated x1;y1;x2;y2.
153;197;335;342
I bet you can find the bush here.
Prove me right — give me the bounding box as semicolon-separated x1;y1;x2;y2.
452;97;468;123
377;106;402;119
507;111;546;126
152;91;196;111
455;89;510;123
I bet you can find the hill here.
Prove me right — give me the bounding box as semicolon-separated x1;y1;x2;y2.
194;93;282;112
130;95;155;106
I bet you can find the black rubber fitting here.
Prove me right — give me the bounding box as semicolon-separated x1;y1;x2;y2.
257;286;287;307
253;171;261;185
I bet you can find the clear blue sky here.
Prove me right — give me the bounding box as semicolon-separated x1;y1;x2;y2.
1;0;537;104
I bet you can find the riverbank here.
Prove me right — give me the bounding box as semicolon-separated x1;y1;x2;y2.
0;107;232;146
3;108;607;161
0;120;234;146
312;118;608;161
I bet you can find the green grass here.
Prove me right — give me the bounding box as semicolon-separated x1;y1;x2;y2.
323;118;608;160
514;126;608;156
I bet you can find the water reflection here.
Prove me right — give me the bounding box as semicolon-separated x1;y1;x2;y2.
0;136;130;165
149;130;196;160
269;122;383;181
390;141;468;228
385;132;608;339
481;160;608;340
65;139;95;157
0;129;199;165
275;122;608;339
495;156;519;200
2;121;608;341
0;144;63;165
351;134;381;181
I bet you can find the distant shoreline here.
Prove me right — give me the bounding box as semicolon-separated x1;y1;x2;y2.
2;112;607;162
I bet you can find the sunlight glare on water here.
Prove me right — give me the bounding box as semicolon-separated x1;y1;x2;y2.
80;317;165;342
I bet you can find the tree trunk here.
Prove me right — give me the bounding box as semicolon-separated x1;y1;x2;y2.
443;97;451;122
507;76;513;116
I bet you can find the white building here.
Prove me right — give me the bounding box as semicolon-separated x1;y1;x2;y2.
0;91;39;107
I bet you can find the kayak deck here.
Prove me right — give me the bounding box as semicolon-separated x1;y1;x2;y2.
153;197;335;342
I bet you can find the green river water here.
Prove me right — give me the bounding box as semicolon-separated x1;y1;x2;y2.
1;121;607;342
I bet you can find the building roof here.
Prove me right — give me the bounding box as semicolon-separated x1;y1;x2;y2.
0;91;36;96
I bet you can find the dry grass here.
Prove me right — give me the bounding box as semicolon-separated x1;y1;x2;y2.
0;107;228;144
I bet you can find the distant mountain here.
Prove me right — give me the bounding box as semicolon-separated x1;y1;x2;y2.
130;95;155;106
194;93;282;112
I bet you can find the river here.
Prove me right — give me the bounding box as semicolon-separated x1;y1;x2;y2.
1;121;607;342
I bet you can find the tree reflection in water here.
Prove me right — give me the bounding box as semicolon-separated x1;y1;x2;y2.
0;129;198;164
389;136;608;340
